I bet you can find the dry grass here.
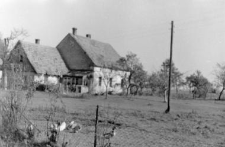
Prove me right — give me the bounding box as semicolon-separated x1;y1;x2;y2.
1;90;225;146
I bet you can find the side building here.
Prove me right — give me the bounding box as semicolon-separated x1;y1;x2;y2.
7;39;68;90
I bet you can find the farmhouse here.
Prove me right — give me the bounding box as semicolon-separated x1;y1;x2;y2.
7;39;68;89
56;28;129;94
6;28;129;94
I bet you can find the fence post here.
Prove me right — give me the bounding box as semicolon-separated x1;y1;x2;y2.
94;105;99;147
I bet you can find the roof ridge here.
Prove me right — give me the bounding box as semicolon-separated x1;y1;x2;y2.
20;40;56;49
69;33;111;46
68;33;121;69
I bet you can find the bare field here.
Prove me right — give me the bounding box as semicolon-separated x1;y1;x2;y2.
5;91;225;147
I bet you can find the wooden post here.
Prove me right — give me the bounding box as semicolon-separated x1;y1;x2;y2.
94;105;99;147
66;78;68;93
165;21;174;113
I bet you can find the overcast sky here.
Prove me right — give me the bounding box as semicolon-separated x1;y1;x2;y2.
0;0;225;82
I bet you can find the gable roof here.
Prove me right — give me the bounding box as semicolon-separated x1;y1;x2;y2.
69;34;121;68
17;41;68;75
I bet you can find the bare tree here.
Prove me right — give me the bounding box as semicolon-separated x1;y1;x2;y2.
214;63;225;100
101;66;115;99
0;28;28;89
0;63;37;146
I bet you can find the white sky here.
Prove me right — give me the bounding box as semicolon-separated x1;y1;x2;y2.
1;0;225;82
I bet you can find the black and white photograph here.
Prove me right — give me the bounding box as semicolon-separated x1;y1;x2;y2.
0;0;225;146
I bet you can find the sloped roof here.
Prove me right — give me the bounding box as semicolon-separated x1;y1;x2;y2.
70;34;121;68
18;41;68;75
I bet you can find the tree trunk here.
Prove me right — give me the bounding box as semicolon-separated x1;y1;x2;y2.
176;84;178;93
126;85;130;96
164;89;168;103
126;73;133;96
135;86;139;95
3;66;7;90
218;88;224;100
105;86;108;99
189;85;192;93
140;87;143;95
126;87;129;96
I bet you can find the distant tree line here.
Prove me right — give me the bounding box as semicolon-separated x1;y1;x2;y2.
117;52;217;99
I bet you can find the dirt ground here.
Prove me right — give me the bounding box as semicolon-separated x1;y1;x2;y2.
6;91;225;147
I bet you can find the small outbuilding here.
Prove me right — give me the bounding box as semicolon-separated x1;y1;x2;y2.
7;39;68;90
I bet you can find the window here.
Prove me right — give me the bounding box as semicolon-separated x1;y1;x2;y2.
20;55;23;62
121;79;124;88
75;76;83;85
109;78;113;87
99;77;102;86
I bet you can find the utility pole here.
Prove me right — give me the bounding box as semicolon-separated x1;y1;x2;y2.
165;21;174;113
94;105;99;147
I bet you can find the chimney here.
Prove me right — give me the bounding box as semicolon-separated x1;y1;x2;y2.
35;39;40;44
86;34;91;39
72;28;77;35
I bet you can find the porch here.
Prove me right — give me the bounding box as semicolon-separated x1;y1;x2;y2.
62;72;93;94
